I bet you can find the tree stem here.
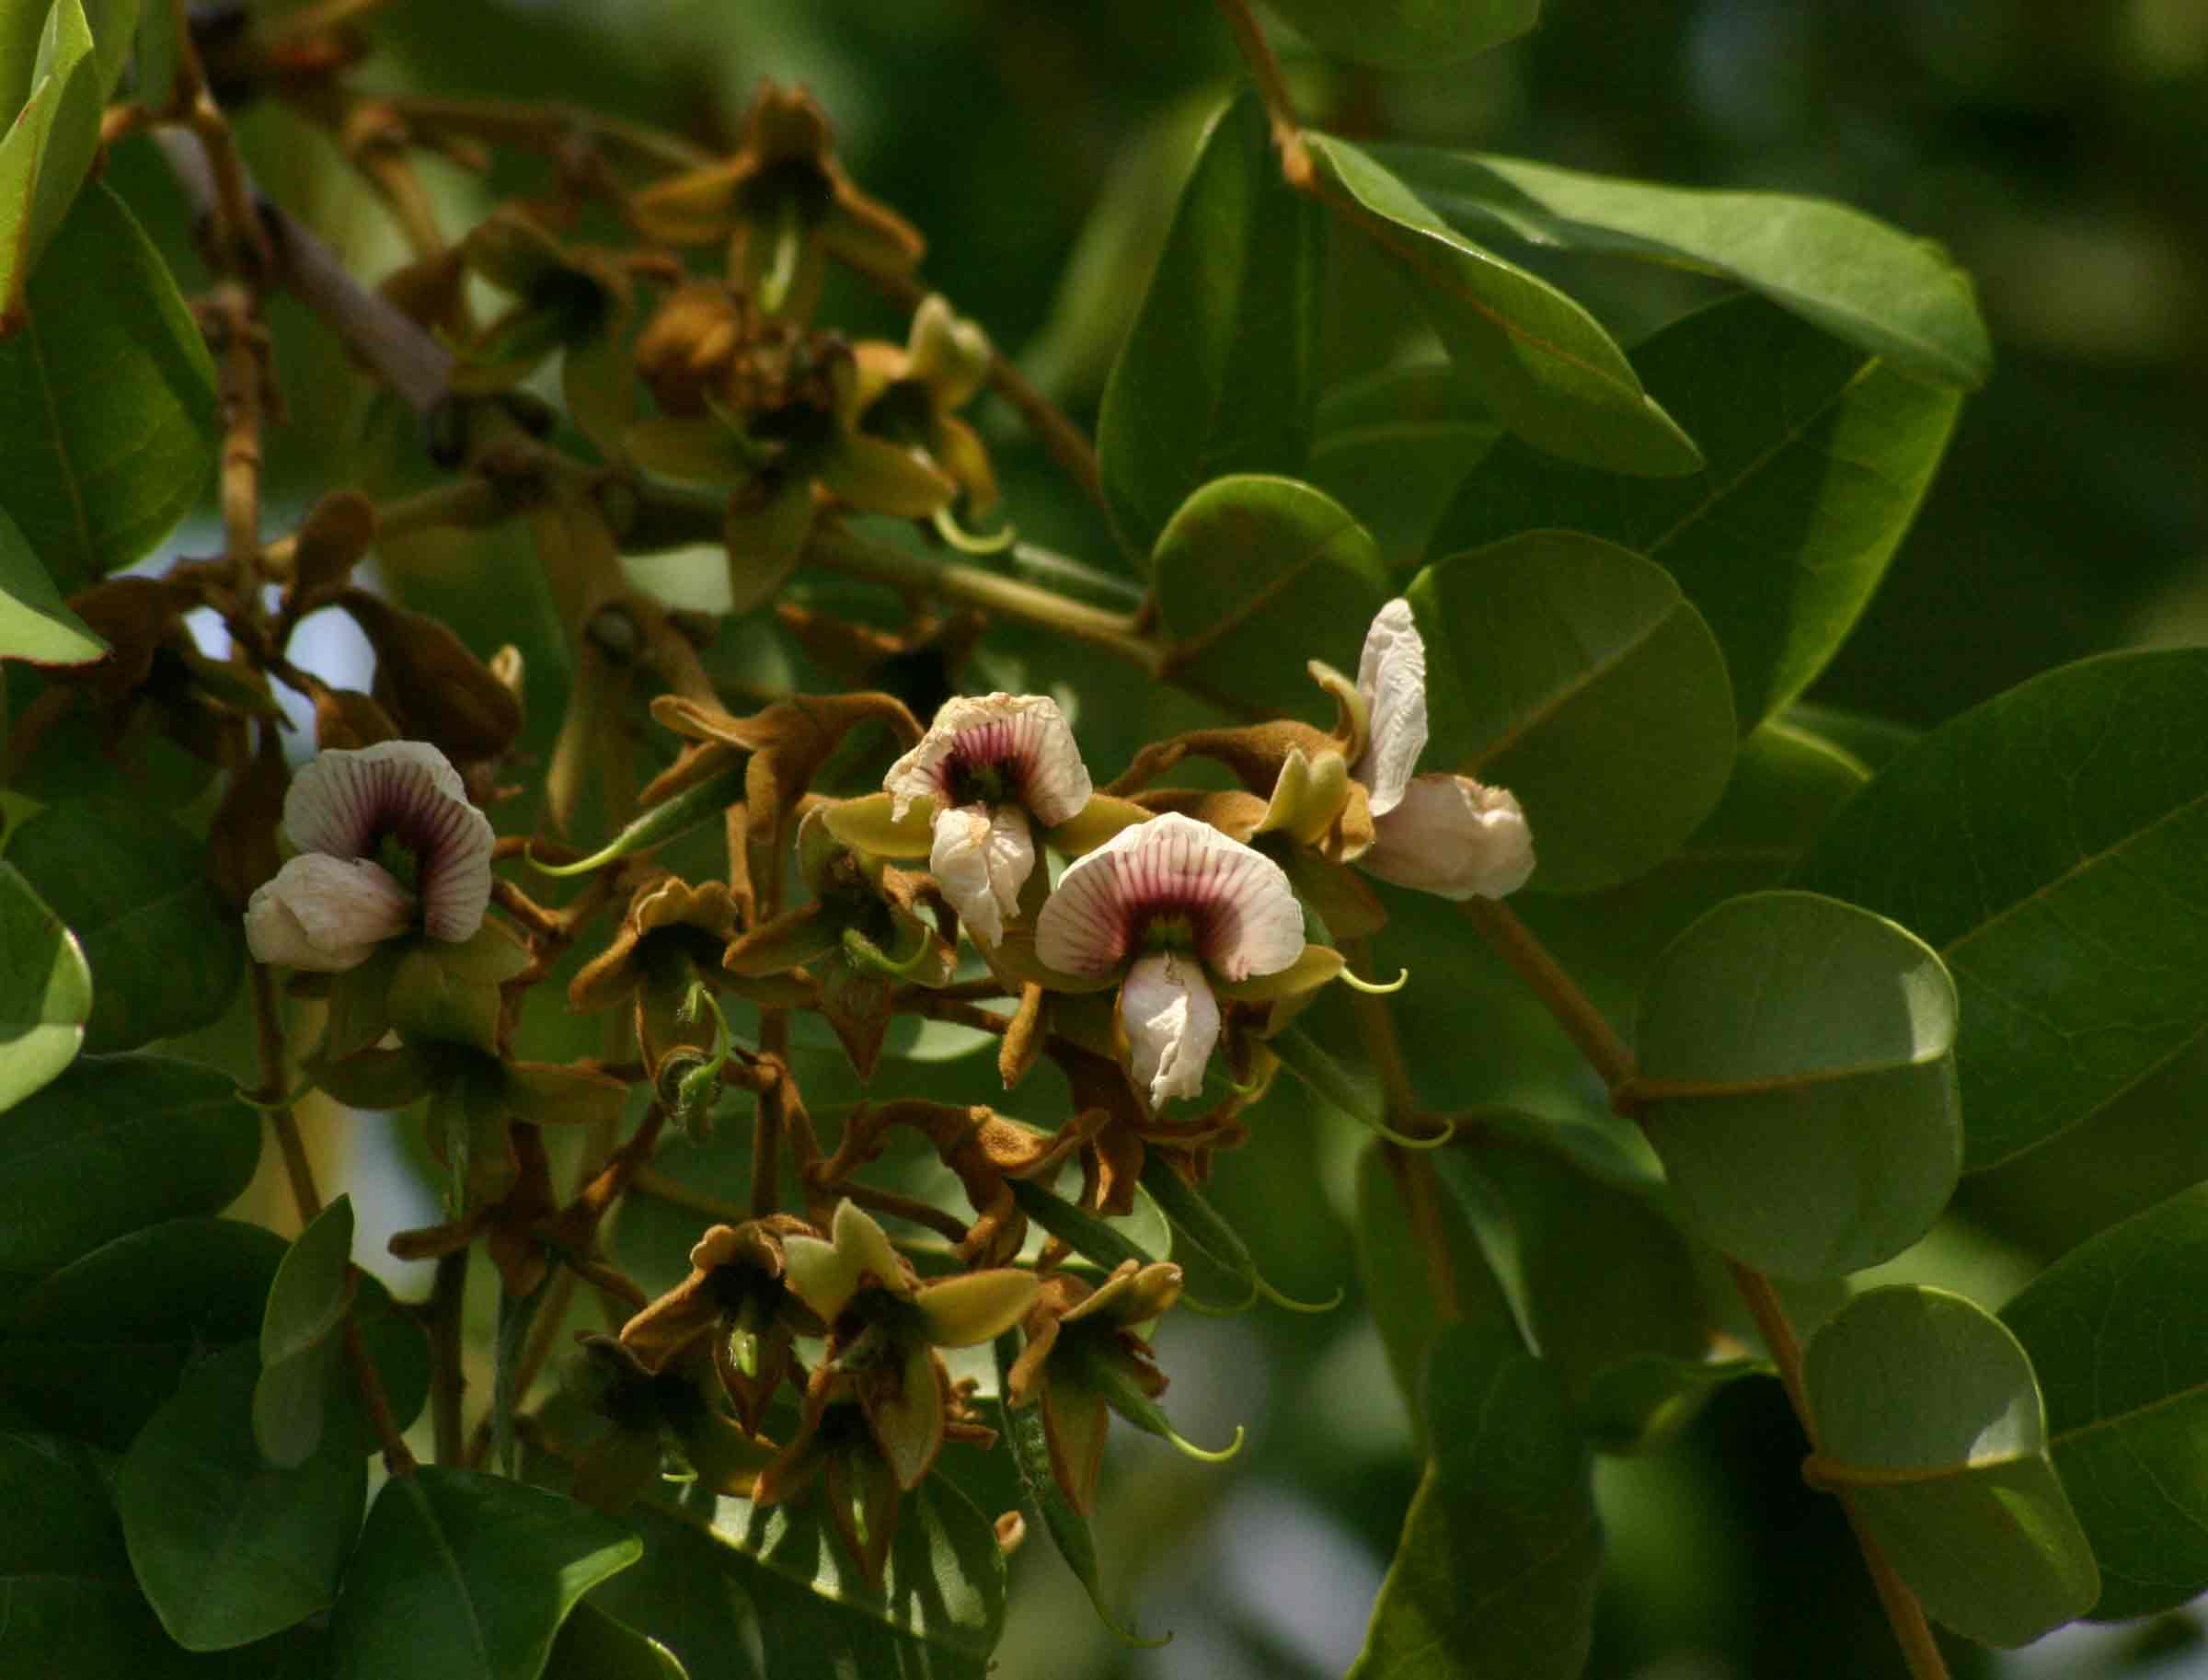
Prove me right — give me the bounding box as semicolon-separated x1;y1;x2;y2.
1213;0;1314;185
1459;897;1637;1097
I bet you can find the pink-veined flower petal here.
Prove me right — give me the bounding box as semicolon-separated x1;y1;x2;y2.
245;853;416;971
281;741;495;943
1120;950;1221;1110
882;693;1091;825
1034;811;1305;984
1353;598;1429;819
928;801;1034;949
1361;774;1535;900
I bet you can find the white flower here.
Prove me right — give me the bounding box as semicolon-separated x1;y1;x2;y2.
1348;599;1535;899
1034;813;1304;1109
244;741;497;971
883;693;1091;947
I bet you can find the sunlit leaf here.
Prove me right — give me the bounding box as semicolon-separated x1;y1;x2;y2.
1305;133;1700;478
0;505;104;665
545;1602;690;1680
1099;94;1325;561
1636;891;1961;1278
1430;294;1963;728
1408;531;1736;892
0;859;90;1112
1805;1285;2098;1646
1795;650;2208;1169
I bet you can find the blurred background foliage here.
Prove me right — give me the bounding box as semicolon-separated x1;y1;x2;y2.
93;0;2208;1675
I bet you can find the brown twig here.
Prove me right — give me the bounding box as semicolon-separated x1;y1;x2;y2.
1459;897;1638;1097
1212;0;1314;186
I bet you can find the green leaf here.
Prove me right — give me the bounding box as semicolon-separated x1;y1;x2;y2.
0;858;89;1110
1098;94;1325;561
1794;649;2208;1170
1347;1324;1601;1680
0;504;104;664
1140;1149;1334;1314
0;1423;190;1680
0;0;98;320
1512;720;1868;1030
329;1467;642;1680
0;182;218;591
590;1478;1007;1680
7;794;245;1053
2000;1184;2208;1620
1431;1139;1722;1452
1428;294;1962;728
1373;147;1990;387
0;1054;258;1277
1154;473;1387;717
1804;1285;2098;1646
1353;1143;1516;1455
1306;362;1501;572
1264;0;1538;70
1636;890;1961;1278
253;1196;359;1467
1304;132;1700;478
1408;531;1736;892
119;1341;367;1651
545;1602;689;1680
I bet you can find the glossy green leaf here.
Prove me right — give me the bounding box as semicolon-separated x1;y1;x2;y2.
1429;294;1962;727
0;182;218;591
1794;650;2208;1169
0;1423;190;1680
1264;0;1538;70
1353;1143;1515;1455
120;1342;367;1651
0;1217;426;1455
545;1602;689;1680
330;1467;642;1680
1305;132;1700;478
1306;362;1501;571
1408;531;1736;892
1804;1285;2098;1646
1098;94;1324;561
2001;1184;2208;1620
1154;473;1388;717
253;1196;359;1467
0;1054;258;1277
1432;1139;1721;1452
0;504;105;664
1347;1324;1600;1680
1373;147;1992;387
1514;720;1867;1030
1636;890;1961;1278
0;0;98;319
7;794;245;1053
0;858;90;1111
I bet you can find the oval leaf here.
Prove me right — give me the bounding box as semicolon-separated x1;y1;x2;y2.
1804;1285;2099;1647
0;859;90;1112
1372;146;1992;387
1636;890;1961;1278
1305;132;1701;478
6;795;245;1053
545;1602;689;1680
1794;649;2208;1170
0;504;105;665
330;1467;642;1680
1409;531;1737;892
1098;94;1325;562
1429;293;1963;728
1265;0;1538;71
2001;1184;2208;1621
1346;1324;1601;1680
0;1054;258;1278
1156;474;1388;717
0;181;217;589
120;1341;367;1651
1306;362;1501;571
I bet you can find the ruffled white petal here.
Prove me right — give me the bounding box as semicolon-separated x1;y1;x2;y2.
928;802;1033;949
1360;774;1535;900
1353;598;1429;819
245;854;416;971
882;693;1092;825
1120;950;1220;1110
280;740;493;943
1034;811;1305;983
